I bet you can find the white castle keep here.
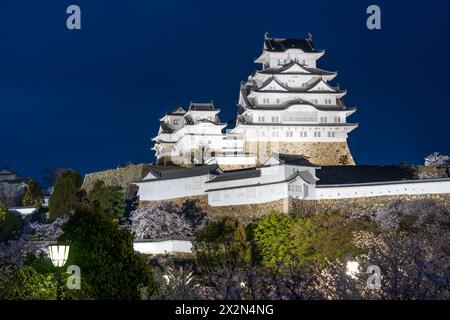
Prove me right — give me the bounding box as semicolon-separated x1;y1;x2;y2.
152;33;357;169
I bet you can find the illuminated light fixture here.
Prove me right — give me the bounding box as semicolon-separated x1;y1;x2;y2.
346;260;359;279
48;245;70;268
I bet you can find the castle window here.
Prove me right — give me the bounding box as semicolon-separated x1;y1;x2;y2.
173;119;179;125
334;116;341;123
328;132;335;137
300;131;307;137
320;116;327;123
262;98;270;104
314;132;321;138
272;131;279;137
271;116;279;123
312;99;318;104
258;116;265;123
325;99;332;104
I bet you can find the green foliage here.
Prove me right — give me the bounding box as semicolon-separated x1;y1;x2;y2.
59;207;156;299
48;171;82;220
249;212;296;270
0;266;56;299
248;211;377;271
194;217;252;273
22;180;44;207
24;253;56;275
0;204;6;220
88;180;126;221
0;264;90;300
0;209;22;242
291;210;375;270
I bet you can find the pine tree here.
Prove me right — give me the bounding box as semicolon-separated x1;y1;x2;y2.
88;180;126;222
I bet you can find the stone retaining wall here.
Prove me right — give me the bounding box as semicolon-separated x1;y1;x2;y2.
139;193;450;222
140;195;287;223
244;141;355;165
82;163;151;193
290;193;450;216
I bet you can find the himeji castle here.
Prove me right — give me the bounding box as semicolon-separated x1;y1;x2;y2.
129;33;450;209
153;33;357;168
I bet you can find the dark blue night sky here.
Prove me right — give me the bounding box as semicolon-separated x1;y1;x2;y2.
1;0;449;181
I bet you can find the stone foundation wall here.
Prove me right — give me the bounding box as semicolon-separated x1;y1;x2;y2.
139;193;449;223
290;193;450;217
82;163;151;193
140;195;287;224
244;141;355;165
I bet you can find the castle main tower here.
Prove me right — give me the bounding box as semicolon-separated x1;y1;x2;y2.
232;33;357;165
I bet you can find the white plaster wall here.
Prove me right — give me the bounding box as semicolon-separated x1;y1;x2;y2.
232;125;350;142
133;240;192;255
8;207;39;216
208;182;288;206
250;91;341;106
206;165;286;192
136;175;209;201
313;180;450;200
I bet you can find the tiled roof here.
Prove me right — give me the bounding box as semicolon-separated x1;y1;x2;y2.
206;168;261;183
257;61;335;76
316;165;419;185
275;153;319;167
264;36;321;53
139;164;220;181
188;102;219;112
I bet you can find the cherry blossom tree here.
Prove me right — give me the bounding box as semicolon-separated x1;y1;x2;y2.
130;201;206;239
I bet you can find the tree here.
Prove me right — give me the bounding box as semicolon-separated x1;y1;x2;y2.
48;171;82;220
0;204;6;220
21;180;43;207
27;214;70;241
130;201;206;239
42;168;75;187
193;217;252;273
0;208;23;242
131;202;190;239
88;180;126;222
290;211;374;271
249;212;296;271
59;207;156;299
424;152;449;167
